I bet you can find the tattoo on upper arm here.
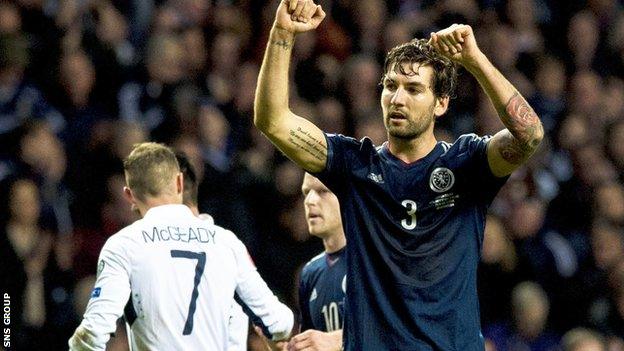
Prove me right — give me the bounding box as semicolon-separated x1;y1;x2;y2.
497;132;529;165
288;127;326;161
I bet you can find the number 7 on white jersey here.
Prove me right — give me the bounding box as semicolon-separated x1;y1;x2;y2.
170;250;206;335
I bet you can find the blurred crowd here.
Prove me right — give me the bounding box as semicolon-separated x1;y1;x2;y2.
0;0;624;350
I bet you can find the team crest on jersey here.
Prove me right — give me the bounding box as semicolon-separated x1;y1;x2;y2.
429;167;455;193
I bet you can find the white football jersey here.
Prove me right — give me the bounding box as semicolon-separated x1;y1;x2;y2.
69;204;293;350
227;301;249;351
198;212;249;351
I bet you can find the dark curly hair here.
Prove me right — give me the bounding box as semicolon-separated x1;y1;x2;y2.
382;39;458;99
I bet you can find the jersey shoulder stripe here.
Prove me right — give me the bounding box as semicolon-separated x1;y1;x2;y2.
303;252;326;268
301;252;327;280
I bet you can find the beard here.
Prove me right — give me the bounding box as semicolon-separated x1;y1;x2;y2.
385;104;436;140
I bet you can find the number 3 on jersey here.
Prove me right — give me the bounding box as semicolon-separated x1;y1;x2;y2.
401;200;417;230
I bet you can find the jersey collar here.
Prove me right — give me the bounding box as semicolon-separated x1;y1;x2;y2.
380;141;444;169
143;204;195;220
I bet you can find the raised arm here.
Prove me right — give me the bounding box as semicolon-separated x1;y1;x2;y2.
430;25;544;177
254;0;328;173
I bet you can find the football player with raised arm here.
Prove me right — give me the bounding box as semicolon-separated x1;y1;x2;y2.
254;0;544;349
68;143;293;350
288;173;346;351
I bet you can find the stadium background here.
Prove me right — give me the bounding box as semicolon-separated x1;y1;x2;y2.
1;0;624;350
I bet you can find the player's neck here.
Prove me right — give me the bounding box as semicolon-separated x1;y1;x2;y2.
138;196;184;217
387;132;438;164
187;204;200;217
323;231;346;254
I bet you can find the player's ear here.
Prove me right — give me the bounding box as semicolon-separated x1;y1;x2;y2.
434;96;449;117
176;172;184;195
123;186;136;206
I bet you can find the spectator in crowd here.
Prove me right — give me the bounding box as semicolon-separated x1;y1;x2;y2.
0;33;65;154
0;177;74;350
118;33;186;140
561;328;605;351
18;121;73;236
57;50;109;154
485;281;560;351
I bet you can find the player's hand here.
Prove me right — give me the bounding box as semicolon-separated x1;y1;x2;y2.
254;326;288;351
274;0;326;34
287;329;342;351
428;24;482;68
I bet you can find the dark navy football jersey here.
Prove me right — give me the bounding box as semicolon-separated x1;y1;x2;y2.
298;248;347;332
314;133;508;351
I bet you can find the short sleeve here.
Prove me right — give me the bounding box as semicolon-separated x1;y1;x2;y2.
313;133;375;194
456;134;509;205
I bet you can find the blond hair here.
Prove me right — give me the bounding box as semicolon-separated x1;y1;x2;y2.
561;328;605;351
123;142;179;201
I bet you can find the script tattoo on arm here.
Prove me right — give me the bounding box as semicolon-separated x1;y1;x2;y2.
288;127;327;161
497;92;544;164
270;38;292;50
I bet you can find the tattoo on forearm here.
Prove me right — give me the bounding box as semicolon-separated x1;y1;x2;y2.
271;39;292;50
500;91;544;157
288;127;326;161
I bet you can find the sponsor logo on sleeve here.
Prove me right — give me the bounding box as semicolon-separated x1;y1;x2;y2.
91;287;101;298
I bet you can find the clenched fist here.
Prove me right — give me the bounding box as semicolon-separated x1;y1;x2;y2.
429;24;483;68
274;0;326;34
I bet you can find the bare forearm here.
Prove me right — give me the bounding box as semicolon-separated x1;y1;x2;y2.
252;24;327;172
254;25;295;131
466;53;544;159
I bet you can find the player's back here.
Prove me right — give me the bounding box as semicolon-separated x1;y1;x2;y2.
105;205;239;350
